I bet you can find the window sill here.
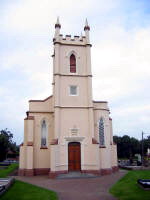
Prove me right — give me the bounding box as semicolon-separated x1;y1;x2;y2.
99;145;106;148
40;146;48;149
69;94;78;96
69;72;78;75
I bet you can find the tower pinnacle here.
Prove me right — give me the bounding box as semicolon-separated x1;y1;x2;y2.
55;17;61;29
84;18;90;31
84;18;90;43
54;17;61;39
80;32;83;40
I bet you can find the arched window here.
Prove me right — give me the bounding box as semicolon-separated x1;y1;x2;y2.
99;117;105;146
70;54;76;73
41;120;47;147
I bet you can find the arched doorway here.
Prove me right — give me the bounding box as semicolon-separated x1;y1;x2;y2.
68;142;81;171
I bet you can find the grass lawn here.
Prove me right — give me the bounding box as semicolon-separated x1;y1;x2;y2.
0;163;18;178
0;164;58;200
0;180;58;200
110;170;150;200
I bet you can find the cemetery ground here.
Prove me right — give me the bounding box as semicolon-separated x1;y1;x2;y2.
110;170;150;200
0;164;58;200
0;180;58;200
0;163;18;178
0;164;150;200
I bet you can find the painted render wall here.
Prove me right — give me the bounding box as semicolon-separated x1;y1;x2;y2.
59;77;92;107
29;96;54;112
32;113;54;169
54;45;91;76
19;21;118;176
19;98;54;170
19;98;118;174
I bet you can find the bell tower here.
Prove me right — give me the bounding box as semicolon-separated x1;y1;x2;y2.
50;18;95;173
19;19;118;178
53;18;94;133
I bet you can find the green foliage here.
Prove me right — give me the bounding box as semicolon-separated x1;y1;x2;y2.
143;137;150;154
113;135;150;159
0;180;58;200
0;129;19;161
0;163;18;178
110;170;150;200
0;164;58;200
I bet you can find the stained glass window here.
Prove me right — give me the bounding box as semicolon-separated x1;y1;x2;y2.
41;120;47;146
99;117;105;146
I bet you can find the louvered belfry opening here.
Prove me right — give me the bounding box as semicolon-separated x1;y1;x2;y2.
70;54;76;73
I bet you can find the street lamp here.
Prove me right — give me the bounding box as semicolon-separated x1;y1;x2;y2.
141;131;150;166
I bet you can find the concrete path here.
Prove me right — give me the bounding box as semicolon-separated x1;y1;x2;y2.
16;170;127;200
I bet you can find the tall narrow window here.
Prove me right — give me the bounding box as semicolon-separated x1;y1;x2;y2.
41;120;47;147
99;118;105;146
70;54;76;73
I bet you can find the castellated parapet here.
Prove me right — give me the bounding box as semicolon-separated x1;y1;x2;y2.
53;34;90;46
54;17;91;45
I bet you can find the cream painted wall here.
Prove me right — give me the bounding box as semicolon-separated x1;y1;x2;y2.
19;24;118;174
58;45;90;75
19;146;26;169
32;113;53;168
83;144;100;170
26;146;33;169
59;108;90;140
34;149;50;168
31;113;54;147
99;147;111;169
29;96;54;112
59;76;91;107
24;120;27;144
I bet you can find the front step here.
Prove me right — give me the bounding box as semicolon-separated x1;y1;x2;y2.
56;172;99;179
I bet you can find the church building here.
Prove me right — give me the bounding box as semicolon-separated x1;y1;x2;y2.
19;19;118;178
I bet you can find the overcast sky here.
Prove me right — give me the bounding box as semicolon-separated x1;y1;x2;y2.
0;0;150;144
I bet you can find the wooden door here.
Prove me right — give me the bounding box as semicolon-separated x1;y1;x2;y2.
68;142;81;171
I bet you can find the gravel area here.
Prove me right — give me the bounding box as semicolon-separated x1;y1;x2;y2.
16;170;127;200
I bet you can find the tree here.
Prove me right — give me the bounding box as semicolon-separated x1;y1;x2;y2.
130;137;141;155
0;129;18;161
113;135;122;158
113;135;141;159
142;136;150;155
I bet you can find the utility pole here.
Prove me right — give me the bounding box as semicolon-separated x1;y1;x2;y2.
141;131;144;166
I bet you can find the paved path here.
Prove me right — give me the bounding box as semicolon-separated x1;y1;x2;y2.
16;170;126;200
